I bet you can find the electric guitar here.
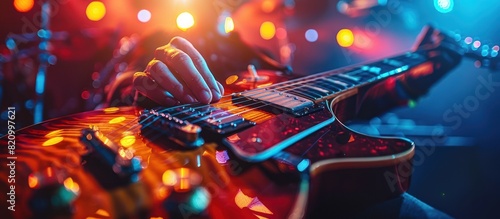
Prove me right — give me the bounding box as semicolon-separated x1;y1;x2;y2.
1;26;498;219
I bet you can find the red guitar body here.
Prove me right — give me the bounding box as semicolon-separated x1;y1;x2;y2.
0;90;413;218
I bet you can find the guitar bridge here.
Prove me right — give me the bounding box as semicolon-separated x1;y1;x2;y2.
139;106;255;145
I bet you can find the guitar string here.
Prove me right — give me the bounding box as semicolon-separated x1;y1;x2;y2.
102;55;412;141
103;79;319;141
103;66;374;140
113;69;344;132
173;73;352;124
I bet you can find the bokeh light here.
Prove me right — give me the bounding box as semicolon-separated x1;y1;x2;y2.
464;37;473;44
177;12;195;31
224;16;234;33
473;40;481;49
137;9;151;23
81;90;90;100
305;29;318;42
13;0;34;12
337;29;354;47
86;1;106;21
434;0;454;14
260;21;276;40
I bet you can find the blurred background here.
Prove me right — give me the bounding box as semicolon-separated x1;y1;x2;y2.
1;0;499;217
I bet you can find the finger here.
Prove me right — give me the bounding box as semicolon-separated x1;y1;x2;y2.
133;72;180;106
155;45;212;104
146;60;197;103
216;81;224;98
168;37;222;97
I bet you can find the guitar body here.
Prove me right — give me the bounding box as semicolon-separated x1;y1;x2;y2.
0;89;414;219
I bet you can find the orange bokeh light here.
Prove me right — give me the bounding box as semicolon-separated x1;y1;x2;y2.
13;0;34;13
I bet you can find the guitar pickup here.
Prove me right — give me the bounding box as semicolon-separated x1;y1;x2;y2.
205;109;245;128
139;109;204;148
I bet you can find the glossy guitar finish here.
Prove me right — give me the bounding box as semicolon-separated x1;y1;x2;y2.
0;93;414;219
2;25;498;219
0;49;429;219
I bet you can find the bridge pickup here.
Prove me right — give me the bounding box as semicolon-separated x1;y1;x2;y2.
139;109;204;147
140;106;254;138
237;89;315;114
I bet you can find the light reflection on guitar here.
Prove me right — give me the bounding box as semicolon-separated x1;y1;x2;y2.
0;26;498;219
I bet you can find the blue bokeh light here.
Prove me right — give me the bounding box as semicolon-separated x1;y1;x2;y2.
434;0;454;13
305;29;318;42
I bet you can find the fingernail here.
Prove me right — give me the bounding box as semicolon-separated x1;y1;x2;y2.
186;94;196;102
200;90;212;103
211;88;221;100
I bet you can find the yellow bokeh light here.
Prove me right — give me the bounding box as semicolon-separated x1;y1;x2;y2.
109;116;126;124
260;21;276;40
336;29;354;48
63;177;80;194
120;135;136;148
225;75;239;85
42;137;64;147
86;1;106;21
177;12;195;31
224;17;234;33
162;170;178;186
103;107;119;114
13;0;34;12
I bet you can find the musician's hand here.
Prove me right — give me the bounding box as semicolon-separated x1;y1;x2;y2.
133;37;224;106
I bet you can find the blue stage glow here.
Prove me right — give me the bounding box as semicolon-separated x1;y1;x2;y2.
434;0;454;13
305;29;318;42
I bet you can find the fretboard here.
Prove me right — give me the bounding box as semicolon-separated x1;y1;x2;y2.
237;51;428;114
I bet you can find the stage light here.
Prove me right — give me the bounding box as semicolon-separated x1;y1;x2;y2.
434;0;454;14
473;40;481;49
13;0;34;12
86;1;106;21
224;16;234;33
81;90;90;100
261;0;276;13
337;29;354;47
481;50;489;57
305;29;318;42
464;37;473;44
260;21;276;40
177;12;195;31
138;9;151;23
337;1;348;14
492;45;499;52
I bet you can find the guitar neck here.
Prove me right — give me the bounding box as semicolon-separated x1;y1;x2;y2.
237;51;430;115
